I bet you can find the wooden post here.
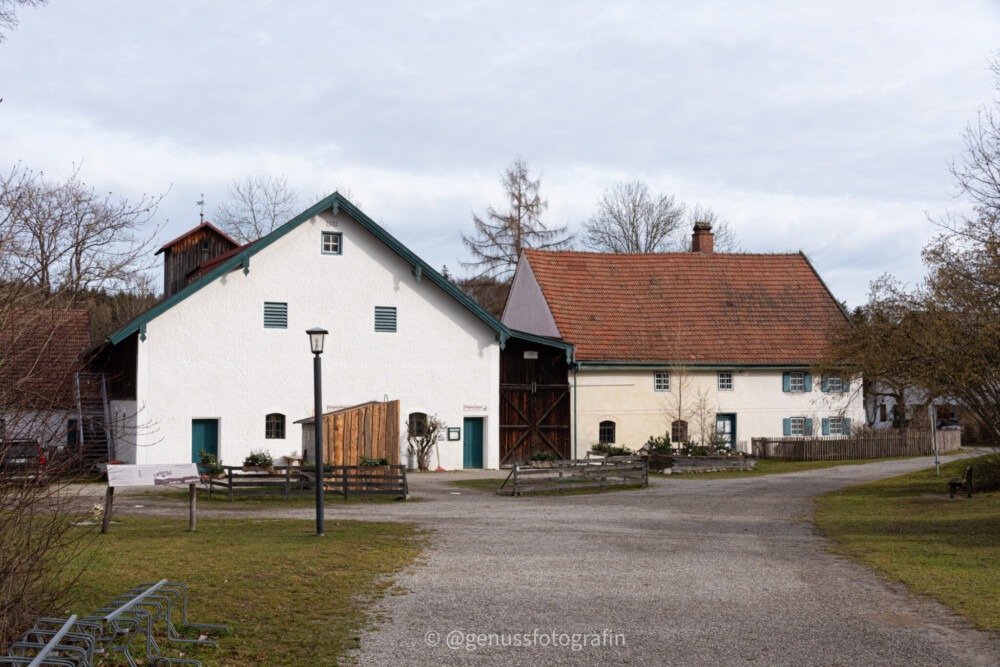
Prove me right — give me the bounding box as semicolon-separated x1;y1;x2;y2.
342;466;349;500
227;467;234;502
101;486;114;534
188;483;197;532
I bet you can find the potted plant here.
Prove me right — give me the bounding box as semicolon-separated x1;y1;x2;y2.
527;451;557;467
242;449;274;472
198;450;225;478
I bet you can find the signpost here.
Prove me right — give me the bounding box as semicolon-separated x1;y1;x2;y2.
102;464;201;534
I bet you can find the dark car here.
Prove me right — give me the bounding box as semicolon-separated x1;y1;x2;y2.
0;439;48;478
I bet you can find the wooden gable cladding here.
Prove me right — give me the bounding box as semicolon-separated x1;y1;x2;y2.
299;400;400;466
500;338;570;465
158;223;239;298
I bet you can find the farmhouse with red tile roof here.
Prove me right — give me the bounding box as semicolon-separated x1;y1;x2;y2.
502;223;864;453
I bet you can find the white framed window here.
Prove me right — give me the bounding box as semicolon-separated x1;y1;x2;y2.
654;372;670;392
789;417;805;436
263;301;288;329
828;416;845;436
321;231;342;255
718;371;734;391
789;372;805;393
599;420;616;444
374;306;397;333
825;375;844;393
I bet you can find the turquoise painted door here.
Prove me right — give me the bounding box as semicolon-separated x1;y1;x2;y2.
715;414;736;450
463;418;484;469
191;419;219;462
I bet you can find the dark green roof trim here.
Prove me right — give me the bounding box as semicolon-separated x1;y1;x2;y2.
573;361;814;371
108;192;563;350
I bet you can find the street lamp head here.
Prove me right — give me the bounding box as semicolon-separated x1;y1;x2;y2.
306;327;328;355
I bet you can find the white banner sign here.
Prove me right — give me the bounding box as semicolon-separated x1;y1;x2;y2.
107;463;201;488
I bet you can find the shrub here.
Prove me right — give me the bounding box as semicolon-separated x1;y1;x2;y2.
359;457;390;467
199;450;224;476
528;451;557;462
645;433;672;454
591;443;632;457
243;449;273;467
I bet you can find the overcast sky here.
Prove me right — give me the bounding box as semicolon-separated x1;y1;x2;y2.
2;0;999;308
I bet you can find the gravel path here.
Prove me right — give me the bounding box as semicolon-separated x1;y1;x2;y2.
102;455;999;666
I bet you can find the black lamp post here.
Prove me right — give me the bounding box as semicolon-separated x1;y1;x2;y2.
307;327;328;536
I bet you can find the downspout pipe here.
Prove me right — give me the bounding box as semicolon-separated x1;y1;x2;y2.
572;362;579;460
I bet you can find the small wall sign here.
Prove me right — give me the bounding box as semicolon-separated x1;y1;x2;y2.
523;350;539;359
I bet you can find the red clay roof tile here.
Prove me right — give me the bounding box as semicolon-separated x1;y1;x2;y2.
523;249;848;365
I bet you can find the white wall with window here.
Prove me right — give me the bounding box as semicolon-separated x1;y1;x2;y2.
127;207;502;469
572;367;864;454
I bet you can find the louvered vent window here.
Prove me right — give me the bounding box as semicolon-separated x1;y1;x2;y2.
264;302;288;329
374;306;397;333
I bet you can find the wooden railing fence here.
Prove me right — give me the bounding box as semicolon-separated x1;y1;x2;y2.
752;429;961;461
497;456;648;496
202;464;407;499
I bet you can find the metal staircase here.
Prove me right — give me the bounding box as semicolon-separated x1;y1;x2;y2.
74;372;115;469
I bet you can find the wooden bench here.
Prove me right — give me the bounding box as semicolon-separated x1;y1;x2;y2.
948;466;973;498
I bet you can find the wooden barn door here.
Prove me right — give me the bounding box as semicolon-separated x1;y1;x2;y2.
500;341;570;466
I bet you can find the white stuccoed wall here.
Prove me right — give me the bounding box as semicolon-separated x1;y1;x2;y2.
130;211;500;469
573;368;866;453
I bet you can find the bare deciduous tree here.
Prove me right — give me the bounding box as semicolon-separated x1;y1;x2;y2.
0;0;44;42
583;180;686;253
406;414;446;472
462;159;573;283
583;180;741;253
214;174;299;244
0;163;164;294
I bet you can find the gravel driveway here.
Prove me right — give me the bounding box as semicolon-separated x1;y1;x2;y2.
108;455;999;665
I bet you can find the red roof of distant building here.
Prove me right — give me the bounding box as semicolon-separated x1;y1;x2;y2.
0;308;91;409
522;249;848;365
155;221;239;255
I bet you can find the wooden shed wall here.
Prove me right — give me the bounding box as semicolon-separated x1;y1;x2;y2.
307;400;401;466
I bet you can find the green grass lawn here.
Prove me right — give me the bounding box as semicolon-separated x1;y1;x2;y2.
815;456;1000;631
64;518;426;665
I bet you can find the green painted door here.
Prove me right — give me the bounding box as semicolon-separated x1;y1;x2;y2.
191;419;219;463
463;417;484;469
715;414;736;450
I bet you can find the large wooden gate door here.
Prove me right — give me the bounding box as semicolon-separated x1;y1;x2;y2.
500;340;570;466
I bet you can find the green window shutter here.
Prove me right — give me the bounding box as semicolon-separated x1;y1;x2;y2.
782;373;791;392
804;373;813;392
821;375;829;393
804;418;814;436
842;380;850;394
822;418;830;436
782;418;791;436
844;418;851;433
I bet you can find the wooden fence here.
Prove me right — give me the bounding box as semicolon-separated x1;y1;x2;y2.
751;429;961;461
297;400;400;466
497;456;648;496
202;464;407;499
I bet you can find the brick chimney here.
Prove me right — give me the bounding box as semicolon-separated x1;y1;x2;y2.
691;220;714;253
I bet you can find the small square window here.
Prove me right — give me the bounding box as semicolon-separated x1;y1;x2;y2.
718;372;733;391
828;416;845;436
789;417;805;436
827;375;843;392
263;302;288;329
789;372;805;393
654;372;670;392
321;231;342;255
374;306;397;333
